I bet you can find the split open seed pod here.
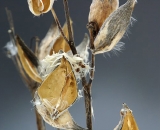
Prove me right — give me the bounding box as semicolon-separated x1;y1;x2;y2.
5;34;42;83
33;55;87;129
93;0;137;54
38;20;72;60
15;36;42;83
89;0;119;29
28;0;55;16
38;21;60;60
37;57;78;118
49;20;72;55
35;97;86;130
114;103;139;130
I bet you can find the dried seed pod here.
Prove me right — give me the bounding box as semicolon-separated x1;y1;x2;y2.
38;21;60;60
93;0;137;54
15;36;42;83
114;103;139;130
88;0;119;29
34;94;86;130
28;0;55;16
33;56;87;129
50;20;73;54
37;57;78;118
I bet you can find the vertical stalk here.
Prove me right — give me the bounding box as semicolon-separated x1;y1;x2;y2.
63;0;77;55
82;21;98;130
35;109;46;130
83;83;92;130
51;8;69;44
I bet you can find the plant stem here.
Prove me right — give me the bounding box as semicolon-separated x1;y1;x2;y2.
83;54;95;130
63;0;77;55
82;22;98;130
83;82;92;130
31;89;46;130
51;8;69;44
35;109;46;130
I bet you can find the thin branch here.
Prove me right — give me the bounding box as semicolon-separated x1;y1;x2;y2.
51;8;69;44
82;22;98;130
83;83;92;130
31;90;46;130
35;111;46;130
83;54;95;130
30;36;40;57
63;0;77;55
5;7;15;34
88;54;95;85
87;22;99;50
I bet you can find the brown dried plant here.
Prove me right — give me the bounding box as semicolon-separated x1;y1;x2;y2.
5;0;139;130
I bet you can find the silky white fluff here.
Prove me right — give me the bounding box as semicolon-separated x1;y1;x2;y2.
39;52;90;81
4;40;17;58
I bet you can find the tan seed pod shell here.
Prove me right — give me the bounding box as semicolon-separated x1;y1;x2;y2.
15;36;42;83
33;56;86;129
38;21;60;60
88;0;119;29
37;57;78;118
93;0;137;54
50;20;73;54
114;103;139;130
28;0;55;16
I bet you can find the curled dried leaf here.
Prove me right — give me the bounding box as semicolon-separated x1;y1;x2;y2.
28;0;55;16
114;103;139;130
93;0;137;54
89;0;119;29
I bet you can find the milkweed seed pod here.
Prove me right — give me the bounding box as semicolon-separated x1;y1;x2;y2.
114;103;139;130
88;0;119;29
38;21;60;60
5;35;42;83
37;57;78;118
5;37;40;90
33;54;89;129
33;92;86;130
28;0;55;16
93;0;137;54
38;20;89;62
38;20;73;60
49;20;73;55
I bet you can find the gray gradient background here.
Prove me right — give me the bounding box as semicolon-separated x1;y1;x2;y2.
0;0;160;130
